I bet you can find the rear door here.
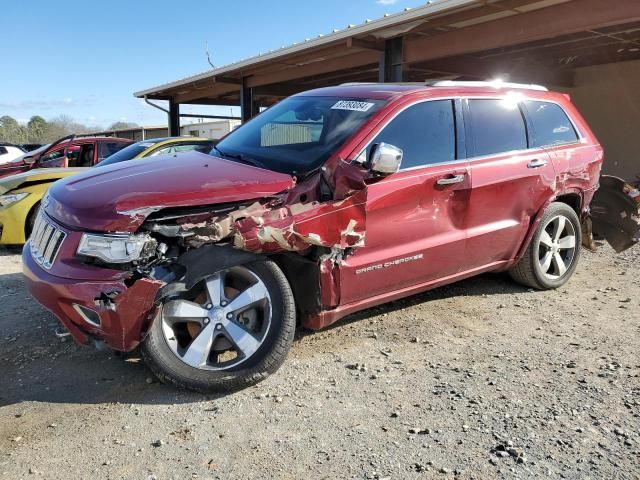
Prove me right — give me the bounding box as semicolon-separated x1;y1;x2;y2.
463;97;556;268
339;98;472;304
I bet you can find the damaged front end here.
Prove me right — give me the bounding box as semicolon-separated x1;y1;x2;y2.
117;161;373;334
583;175;640;252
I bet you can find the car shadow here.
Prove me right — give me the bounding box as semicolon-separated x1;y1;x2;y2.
0;265;530;407
0;271;225;407
0;245;23;256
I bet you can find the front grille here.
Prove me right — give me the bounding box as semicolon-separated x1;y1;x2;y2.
30;212;66;269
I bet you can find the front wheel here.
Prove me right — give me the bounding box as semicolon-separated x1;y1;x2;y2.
509;202;582;290
141;260;296;392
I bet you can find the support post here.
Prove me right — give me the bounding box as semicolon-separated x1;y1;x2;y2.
168;100;180;136
379;37;404;82
241;78;258;122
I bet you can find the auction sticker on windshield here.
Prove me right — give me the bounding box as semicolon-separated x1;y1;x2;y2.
331;100;375;112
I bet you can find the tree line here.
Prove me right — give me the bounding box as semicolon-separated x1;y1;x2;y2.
0;115;138;145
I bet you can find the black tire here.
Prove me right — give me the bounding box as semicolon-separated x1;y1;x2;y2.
509;202;582;290
141;259;295;393
25;202;40;239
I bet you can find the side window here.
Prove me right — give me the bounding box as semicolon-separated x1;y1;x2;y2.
172;144;204;153
74;144;95;167
369;100;456;169
99;141;127;160
523;100;579;147
150;143;211;157
149;146;174;156
0;147;7;155
40;148;66;163
467;99;527;156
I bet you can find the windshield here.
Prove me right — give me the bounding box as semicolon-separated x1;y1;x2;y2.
212;96;386;175
95;141;159;167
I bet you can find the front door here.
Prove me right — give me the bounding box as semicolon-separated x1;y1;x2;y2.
38;146;68;168
339;98;471;305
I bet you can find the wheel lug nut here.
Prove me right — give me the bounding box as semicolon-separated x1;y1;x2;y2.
206;304;212;309
226;313;233;319
221;301;228;307
203;318;210;324
215;324;222;330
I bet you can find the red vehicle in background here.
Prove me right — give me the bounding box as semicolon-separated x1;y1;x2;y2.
0;135;132;179
22;82;639;393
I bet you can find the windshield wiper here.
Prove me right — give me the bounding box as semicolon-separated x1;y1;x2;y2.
213;147;264;169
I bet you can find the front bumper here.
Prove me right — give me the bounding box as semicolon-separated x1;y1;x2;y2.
0;201;29;245
22;242;163;351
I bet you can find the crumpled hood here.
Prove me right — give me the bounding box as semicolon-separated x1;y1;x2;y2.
0;168;88;194
45;152;295;232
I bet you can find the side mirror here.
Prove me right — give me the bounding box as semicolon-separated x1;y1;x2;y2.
23;155;36;165
369;143;403;175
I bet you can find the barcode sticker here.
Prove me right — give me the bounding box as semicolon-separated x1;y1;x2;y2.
331;100;375;112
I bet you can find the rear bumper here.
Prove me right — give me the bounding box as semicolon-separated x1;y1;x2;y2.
22;242;163;351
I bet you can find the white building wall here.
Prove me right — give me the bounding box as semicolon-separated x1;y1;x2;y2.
181;120;241;140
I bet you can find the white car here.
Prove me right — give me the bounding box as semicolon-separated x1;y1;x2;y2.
0;143;26;165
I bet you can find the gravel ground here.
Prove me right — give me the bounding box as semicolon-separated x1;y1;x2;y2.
0;245;639;480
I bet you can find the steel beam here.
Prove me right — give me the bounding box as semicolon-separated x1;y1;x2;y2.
168;100;180;136
241;78;258;122
379;37;404;82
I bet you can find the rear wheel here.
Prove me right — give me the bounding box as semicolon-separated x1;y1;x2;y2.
509;202;582;289
141;260;295;392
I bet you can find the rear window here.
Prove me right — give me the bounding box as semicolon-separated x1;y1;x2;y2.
467;99;527;156
523;100;579;147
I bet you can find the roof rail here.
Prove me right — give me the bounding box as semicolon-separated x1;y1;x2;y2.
431;80;548;91
339;80;548;91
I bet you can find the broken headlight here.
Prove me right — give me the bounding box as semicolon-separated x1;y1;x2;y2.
77;233;154;264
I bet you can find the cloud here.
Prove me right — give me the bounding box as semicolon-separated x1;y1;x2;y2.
376;0;399;4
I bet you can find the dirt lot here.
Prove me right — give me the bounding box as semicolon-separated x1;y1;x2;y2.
0;245;638;480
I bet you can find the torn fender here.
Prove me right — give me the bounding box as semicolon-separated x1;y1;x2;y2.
588;175;640;252
233;189;367;253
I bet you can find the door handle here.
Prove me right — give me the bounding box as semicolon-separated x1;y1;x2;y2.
527;159;548;168
436;174;466;186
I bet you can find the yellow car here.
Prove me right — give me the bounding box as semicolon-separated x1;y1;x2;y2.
0;137;216;245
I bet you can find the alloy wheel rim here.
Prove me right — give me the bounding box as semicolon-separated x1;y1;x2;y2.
161;266;272;371
537;214;577;280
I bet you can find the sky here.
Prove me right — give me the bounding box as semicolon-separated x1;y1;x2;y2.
1;0;428;129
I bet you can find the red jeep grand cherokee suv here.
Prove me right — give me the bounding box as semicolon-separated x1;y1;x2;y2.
23;82;638;392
